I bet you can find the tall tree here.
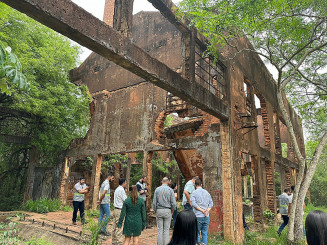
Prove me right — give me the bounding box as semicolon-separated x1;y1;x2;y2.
0;3;91;209
179;0;327;243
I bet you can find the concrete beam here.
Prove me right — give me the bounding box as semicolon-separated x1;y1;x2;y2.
145;136;206;151
2;0;228;121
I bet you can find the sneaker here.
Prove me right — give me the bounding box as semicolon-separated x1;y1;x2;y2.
277;231;281;237
72;222;77;225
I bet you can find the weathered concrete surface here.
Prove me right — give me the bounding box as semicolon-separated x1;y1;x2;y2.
2;0;228;121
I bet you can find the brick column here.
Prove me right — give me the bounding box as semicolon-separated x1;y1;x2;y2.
103;0;134;38
252;156;263;223
265;160;276;213
285;167;292;188
144;152;153;212
90;154;102;209
59;157;70;205
220;122;243;243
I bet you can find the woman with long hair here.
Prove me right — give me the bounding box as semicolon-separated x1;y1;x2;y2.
305;210;327;245
117;185;146;245
168;210;198;245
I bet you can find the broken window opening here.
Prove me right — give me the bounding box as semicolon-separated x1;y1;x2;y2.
195;45;226;99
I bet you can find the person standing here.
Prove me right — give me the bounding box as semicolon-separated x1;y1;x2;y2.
117;185;146;245
72;177;89;225
182;176;198;210
190;179;213;245
170;183;178;227
277;188;291;236
136;176;148;210
153;177;177;245
97;173;114;236
112;178;127;245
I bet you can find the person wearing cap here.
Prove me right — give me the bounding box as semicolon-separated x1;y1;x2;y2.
72;177;89;225
98;173;114;236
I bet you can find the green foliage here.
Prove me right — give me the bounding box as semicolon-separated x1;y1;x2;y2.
304;203;327;221
281;143;288;158
305;141;327;207
23;198;61;213
164;114;174;127
86;209;100;218
61;205;73;212
27;236;53;245
0;3;91;159
83;211;102;245
0;219;20;244
178;0;327;137
0;43;28;94
0;193;23;211
263;209;275;220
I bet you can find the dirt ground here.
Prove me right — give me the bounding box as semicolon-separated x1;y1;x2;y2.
4;211;171;245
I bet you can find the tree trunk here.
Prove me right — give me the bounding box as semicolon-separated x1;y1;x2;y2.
276;91;306;244
293;131;327;243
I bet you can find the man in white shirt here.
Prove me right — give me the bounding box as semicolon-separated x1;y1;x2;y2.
112;178;127;245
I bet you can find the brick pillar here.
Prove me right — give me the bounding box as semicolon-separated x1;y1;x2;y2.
252;156;263;223
220;122;243;243
59;157;70;205
265;160;276;213
90;154;102;209
144;152;153;212
285;167;292;188
103;0;134;37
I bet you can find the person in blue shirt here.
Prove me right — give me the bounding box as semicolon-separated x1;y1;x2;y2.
190;179;213;245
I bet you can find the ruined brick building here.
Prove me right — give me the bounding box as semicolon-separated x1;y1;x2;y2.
7;0;305;243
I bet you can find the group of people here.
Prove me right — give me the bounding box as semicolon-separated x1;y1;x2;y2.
71;174;212;245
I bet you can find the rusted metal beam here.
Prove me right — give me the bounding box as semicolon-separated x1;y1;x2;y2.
1;0;228;121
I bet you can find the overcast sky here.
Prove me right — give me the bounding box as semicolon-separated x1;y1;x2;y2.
71;0;181;61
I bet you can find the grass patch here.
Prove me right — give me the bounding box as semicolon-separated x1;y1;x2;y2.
23;198;61;214
61;205;73;212
26;236;54;245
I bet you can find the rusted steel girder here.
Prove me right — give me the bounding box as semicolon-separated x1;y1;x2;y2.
2;0;228;121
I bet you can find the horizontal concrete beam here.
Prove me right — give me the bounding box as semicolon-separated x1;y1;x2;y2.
275;154;299;170
145;136;207;151
2;0;228;121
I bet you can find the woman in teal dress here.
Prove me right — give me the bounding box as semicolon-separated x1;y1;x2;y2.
117;185;147;245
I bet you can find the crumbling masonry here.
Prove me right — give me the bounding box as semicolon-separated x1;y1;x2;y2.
3;0;305;243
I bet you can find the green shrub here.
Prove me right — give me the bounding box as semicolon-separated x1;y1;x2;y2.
0;194;23;211
0;219;20;244
61;205;73;212
23;198;61;213
27;236;53;245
